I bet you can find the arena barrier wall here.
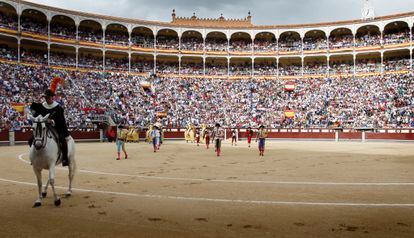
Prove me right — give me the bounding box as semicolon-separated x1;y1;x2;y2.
2;128;413;145
0;130;9;143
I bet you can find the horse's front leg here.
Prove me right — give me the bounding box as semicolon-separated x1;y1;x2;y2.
48;165;61;207
41;179;50;198
33;168;42;208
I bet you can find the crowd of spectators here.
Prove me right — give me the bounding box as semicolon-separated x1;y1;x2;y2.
253;64;277;75
50;25;76;39
20;17;47;35
181;38;203;51
78;29;103;43
279;39;302;52
156;37;179;50
50;52;76;67
279;65;302;76
383;32;410;45
0;13;17;30
303;38;327;51
131;35;154;48
205;39;228;52
1;61;413;131
105;34;129;46
329;35;354;49
254;39;277;52
180;62;204;75
355;34;381;47
230;40;252;52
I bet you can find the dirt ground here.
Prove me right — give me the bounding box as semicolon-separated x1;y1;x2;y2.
0;140;414;238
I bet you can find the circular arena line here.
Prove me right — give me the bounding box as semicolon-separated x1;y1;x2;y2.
1;177;414;207
18;153;414;187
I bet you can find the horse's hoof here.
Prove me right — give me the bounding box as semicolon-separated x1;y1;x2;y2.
41;192;47;198
33;202;41;208
65;192;72;198
54;199;61;207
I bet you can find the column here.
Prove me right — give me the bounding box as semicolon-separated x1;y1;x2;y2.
128;52;131;73
47;19;50;42
154;54;157;74
276;57;279;79
227;57;230;77
75;47;78;69
203;57;206;76
353;54;357;76
301;57;304;77
47;44;50;66
103;50;105;71
178;56;181;75
76;23;79;41
380;51;384;75
327;56;330;77
252;58;255;77
17;13;21;32
17;39;20;63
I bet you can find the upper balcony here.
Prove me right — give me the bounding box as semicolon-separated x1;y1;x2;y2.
0;0;413;58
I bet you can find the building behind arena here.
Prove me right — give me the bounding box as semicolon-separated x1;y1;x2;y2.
0;0;413;141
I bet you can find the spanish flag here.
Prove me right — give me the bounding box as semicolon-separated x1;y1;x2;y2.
11;103;25;114
284;110;295;118
284;82;296;92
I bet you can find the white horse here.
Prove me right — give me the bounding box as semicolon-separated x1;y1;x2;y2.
29;114;76;208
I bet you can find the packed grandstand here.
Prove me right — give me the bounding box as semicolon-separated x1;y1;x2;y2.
0;0;413;131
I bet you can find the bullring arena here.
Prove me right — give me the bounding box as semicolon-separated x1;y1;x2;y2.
1;140;414;238
1;0;414;237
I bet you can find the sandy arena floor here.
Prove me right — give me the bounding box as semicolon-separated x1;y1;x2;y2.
0;140;414;238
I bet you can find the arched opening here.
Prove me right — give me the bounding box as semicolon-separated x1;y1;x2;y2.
230;57;252;75
131;26;154;48
383;21;410;45
205;57;227;75
21;9;47;34
20;39;47;64
279;57;301;76
355;25;381;47
105;23;129;46
230;32;252;52
79;48;103;69
156;29;179;50
254;58;277;75
0;35;17;61
279;31;301;52
329;28;353;49
50;44;76;67
181;30;203;51
329;55;354;75
105;51;128;71
79;20;103;43
181;56;203;75
304;56;327;75
131;53;154;73
205;32;227;52
0;2;18;30
356;53;381;73
156;55;179;74
384;50;410;71
254;32;277;52
50;15;76;39
303;30;327;51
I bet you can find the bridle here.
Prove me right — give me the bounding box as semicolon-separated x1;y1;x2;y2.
30;114;52;151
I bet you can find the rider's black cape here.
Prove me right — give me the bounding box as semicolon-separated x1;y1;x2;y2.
30;102;70;138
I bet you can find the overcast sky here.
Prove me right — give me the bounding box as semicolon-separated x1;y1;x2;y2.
25;0;413;26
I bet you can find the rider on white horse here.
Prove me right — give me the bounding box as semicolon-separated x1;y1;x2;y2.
29;89;70;166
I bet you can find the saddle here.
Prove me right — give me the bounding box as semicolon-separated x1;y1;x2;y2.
46;125;64;165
